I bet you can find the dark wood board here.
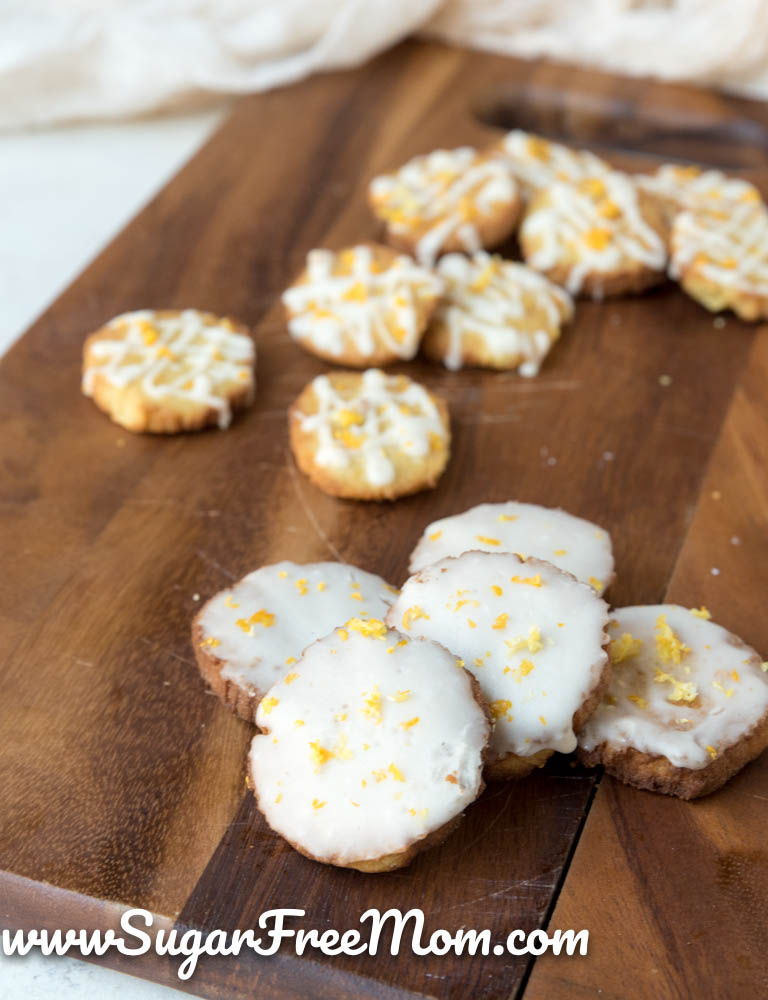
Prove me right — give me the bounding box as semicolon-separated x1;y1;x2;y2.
0;38;767;1000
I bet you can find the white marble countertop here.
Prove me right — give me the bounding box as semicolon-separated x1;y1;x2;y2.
0;107;227;998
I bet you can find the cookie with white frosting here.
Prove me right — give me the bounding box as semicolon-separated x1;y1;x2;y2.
519;172;668;298
387;551;610;780
578;605;768;798
82;309;255;432
636;164;763;224
282;244;443;367
669;201;768;320
368;147;521;267
408;501;614;595
249;617;490;871
193;561;396;720
421;252;573;375
494;130;611;199
289;369;450;501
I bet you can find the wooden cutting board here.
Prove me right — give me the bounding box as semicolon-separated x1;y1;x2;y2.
1;39;767;1000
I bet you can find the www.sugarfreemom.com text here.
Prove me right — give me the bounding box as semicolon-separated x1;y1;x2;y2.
3;908;589;979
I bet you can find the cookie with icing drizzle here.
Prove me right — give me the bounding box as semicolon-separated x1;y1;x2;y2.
248;617;490;871
368;147;521;267
578;605;768;798
669;201;768;320
282;244;443;367
193;561;397;720
519;172;668;298
494;130;611;199
388;551;610;780
81;309;255;433
422;252;573;375
289;369;450;501
636;164;763;224
408;500;614;595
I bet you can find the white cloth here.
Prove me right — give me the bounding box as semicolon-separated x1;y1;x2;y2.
3;0;768;130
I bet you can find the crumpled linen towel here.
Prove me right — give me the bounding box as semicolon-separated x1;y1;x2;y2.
3;0;768;130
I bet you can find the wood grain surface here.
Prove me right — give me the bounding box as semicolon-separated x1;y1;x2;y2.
0;39;766;1000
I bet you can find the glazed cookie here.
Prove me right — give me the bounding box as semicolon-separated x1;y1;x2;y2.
578;605;768;799
249;617;490;871
408;501;614;595
387;552;609;779
494;130;611;199
282;244;443;367
519;172;668;298
421;252;573;375
289;369;450;501
368;147;521;267
82;309;255;432
669;201;768;320
636;164;763;223
193;561;396;720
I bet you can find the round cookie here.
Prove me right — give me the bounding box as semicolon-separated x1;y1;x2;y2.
577;605;768;799
669;201;768;320
249;617;490;871
422;252;573;375
408;501;614;595
636;164;763;224
387;551;610;780
281;244;443;367
494;130;611;199
368;147;521;267
519;172;668;298
193;561;396;721
289;369;450;501
81;309;255;433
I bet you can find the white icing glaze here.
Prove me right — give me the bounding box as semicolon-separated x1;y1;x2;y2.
408;501;614;593
578;605;768;769
388;552;609;761
520;173;667;296
669;201;768;298
282;245;442;361
296;369;448;488
430;252;573;375
636;164;762;215
498;130;610;193
369;147;518;267
249;620;489;865
197;561;395;699
82;309;255;429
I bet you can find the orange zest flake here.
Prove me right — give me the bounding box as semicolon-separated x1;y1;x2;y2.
361;684;383;724
507;659;535;683
731;670;740;683
400;717;420;730
316;581;326;592
510;574;542;587
498;513;518;522
334;407;365;429
476;535;501;546
598;198;621;220
334;711;348;722
467;619;477;629
429;432;444;452
295;578;308;596
224;594;240;609
350;800;360;808
589;576;604;594
199;636;221;649
655;614;690;665
526;135;551;161
278;570;288;578
553;548;567;556
491;613;508;631
285;656;297;666
402;605;430;630
333;427;366;449
429;530;443;542
275;792;282;804
261;695;279;715
627;694;648;709
445;773;458;784
388;762;405;782
689;606;711;620
293;719;305;727
584;227;611;251
655;669;698;703
155;344;176;360
609;633;642;664
284;672;299;685
312;798;326;810
580;176;606;199
349;590;364;602
489;699;513;721
491;585;503;597
309;741;334;771
138;321;159;345
235;608;275;632
539;715;547;726
392;689;411;702
347;617;387;639
706;745;718;760
337;628;349;641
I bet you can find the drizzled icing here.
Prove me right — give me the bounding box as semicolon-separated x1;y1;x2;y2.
520;172;667;296
388;552;609;762
82;309;255;429
578;605;768;769
197;561;395;702
636;164;762;216
426;252;573;376
369;147;519;267
294;369;449;488
282;245;443;362
670;201;768;303
497;130;610;195
408;501;614;594
249;621;488;865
